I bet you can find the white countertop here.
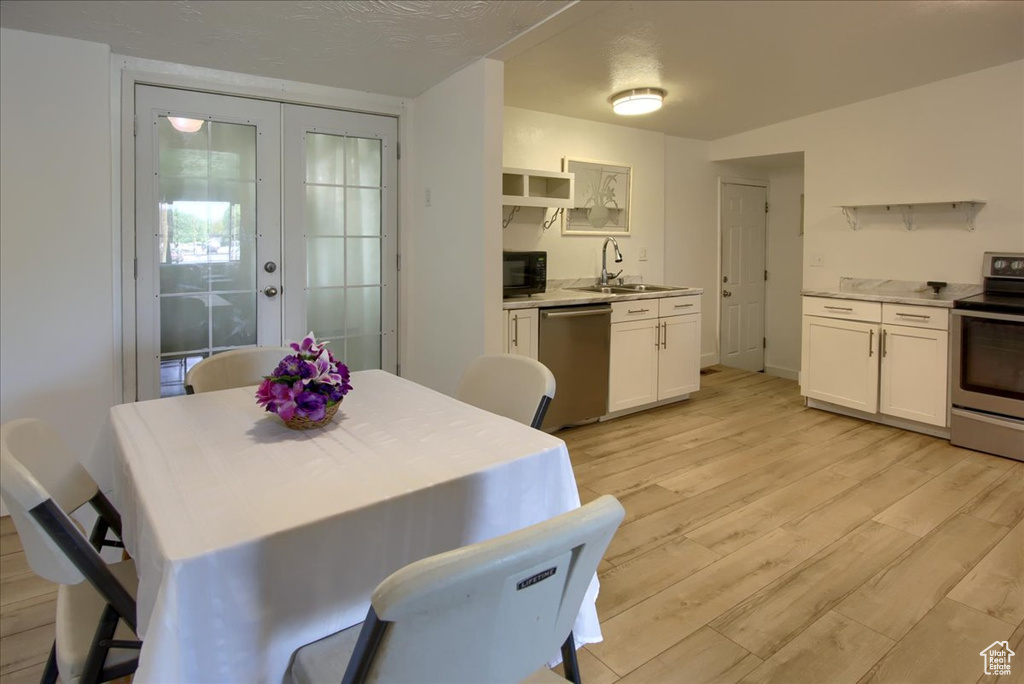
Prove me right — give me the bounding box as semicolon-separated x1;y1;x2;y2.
802;278;981;309
504;283;704;310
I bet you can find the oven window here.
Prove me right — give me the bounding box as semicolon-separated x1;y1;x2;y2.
961;316;1024;400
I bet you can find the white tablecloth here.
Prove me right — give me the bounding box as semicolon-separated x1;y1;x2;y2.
110;370;599;683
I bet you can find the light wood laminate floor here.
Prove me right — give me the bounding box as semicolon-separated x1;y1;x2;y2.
1;367;1021;684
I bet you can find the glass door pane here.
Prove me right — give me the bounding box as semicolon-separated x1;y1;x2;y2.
283;105;398;373
135;86;282;399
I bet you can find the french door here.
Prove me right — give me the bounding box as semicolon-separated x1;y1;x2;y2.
134;86;397;399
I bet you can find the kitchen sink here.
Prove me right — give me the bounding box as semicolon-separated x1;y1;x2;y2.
570;286;619;294
610;284;690;293
569;284;692;295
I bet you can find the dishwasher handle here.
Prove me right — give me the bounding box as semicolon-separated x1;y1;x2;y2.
541;307;612;319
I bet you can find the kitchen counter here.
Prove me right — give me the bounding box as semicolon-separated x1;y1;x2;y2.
504;280;704;310
802;277;981;309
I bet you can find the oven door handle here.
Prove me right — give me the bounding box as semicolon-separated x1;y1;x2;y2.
952;309;1023;323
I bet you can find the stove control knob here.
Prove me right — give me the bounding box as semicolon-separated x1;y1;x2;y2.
1012;260;1024;271
994;259;1007;271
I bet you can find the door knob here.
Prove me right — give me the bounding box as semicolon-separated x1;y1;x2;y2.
263;286;279;298
723;290;733;297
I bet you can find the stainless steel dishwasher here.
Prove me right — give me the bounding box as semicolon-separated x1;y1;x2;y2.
538;304;611;430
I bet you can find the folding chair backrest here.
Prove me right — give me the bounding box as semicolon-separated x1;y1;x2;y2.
0;429;91;585
185;346;292;393
0;419;97;513
456;354;557;429
360;495;624;684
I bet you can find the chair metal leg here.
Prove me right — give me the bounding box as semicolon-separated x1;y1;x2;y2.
560;631;581;684
80;605;120;684
39;642;58;684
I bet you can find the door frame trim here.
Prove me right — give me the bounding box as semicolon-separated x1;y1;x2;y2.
716;177;769;371
116;59;407;402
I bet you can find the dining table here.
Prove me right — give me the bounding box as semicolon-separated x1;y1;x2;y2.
109;369;600;683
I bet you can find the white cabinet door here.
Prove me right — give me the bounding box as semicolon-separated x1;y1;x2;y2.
507;308;539;360
609;319;659;412
880;324;949;427
801;315;880;413
658;314;701;400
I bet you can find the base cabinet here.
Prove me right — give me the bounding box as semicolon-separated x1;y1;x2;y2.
609;296;701;412
503;308;538;359
801;316;880;413
801;297;949;428
879;324;948;426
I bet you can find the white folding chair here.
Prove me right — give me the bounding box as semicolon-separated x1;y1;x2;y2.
185;346;292;394
1;419;140;684
456;354;557;429
287;495;624;684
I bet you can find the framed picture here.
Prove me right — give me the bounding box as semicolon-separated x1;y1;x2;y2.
562;157;632;235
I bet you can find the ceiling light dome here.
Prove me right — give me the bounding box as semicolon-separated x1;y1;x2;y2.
610;88;666;116
168;117;205;133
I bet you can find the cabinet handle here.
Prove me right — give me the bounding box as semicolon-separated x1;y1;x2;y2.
512;314;518;347
824;305;854;312
674;303;694;309
896;312;930;320
881;329;887;357
868;329;874;357
654;321;660;347
662;321;668;349
628;308;650;314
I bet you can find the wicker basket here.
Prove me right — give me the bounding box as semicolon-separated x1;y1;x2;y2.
283;400;340;430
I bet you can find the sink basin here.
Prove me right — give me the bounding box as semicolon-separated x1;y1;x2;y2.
570;286;619;294
610;284;689;293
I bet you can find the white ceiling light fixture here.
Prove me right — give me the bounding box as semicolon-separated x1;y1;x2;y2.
168;117;204;133
610;87;666;116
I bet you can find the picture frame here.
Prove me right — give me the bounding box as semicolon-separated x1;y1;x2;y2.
562;157;632;236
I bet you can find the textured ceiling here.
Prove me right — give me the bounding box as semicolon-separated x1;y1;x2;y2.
0;0;571;97
504;0;1024;140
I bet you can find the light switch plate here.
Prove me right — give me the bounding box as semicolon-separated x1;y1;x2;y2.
810;253;825;267
638;247;648;261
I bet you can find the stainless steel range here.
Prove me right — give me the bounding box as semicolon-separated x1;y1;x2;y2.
951;252;1024;460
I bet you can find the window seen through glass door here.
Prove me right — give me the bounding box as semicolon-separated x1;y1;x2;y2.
157;117;258;396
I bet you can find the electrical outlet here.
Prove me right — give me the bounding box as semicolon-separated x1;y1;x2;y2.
810;253;825;267
424;187;432;207
638;247;648;262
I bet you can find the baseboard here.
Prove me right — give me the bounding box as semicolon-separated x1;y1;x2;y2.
701;352;719;368
765;365;799;381
600;394;692;421
806;398;950;439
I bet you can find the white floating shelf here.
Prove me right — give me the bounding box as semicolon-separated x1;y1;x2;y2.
835;200;985;231
502;167;575;210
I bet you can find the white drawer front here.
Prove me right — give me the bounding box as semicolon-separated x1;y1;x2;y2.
611;300;659;323
882;303;948;331
803;296;881;323
659;295;701;318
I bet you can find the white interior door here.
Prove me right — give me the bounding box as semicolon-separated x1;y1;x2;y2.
135;86;281;399
134;87;397;399
720;182;767;372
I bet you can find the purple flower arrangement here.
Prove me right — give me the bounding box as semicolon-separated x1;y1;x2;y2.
255;333;352;423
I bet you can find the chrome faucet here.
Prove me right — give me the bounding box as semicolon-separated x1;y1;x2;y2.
600;237;624;286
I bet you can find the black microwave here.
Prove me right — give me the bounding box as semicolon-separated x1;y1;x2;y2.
503;251;547;297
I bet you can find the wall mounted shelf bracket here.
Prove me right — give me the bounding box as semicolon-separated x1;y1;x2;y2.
837;200;984;231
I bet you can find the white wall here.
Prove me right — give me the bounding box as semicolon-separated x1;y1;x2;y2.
405;59;504;396
765;166;804;379
503;107;666;284
1;29;115;493
711;61;1024;288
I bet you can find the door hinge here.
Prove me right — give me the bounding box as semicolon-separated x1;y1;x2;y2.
396;362;402;376
765;269;768;281
765;201;769;213
133;258;138;280
397;142;401;160
763;337;767;349
133;115;138;138
396;253;401;271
